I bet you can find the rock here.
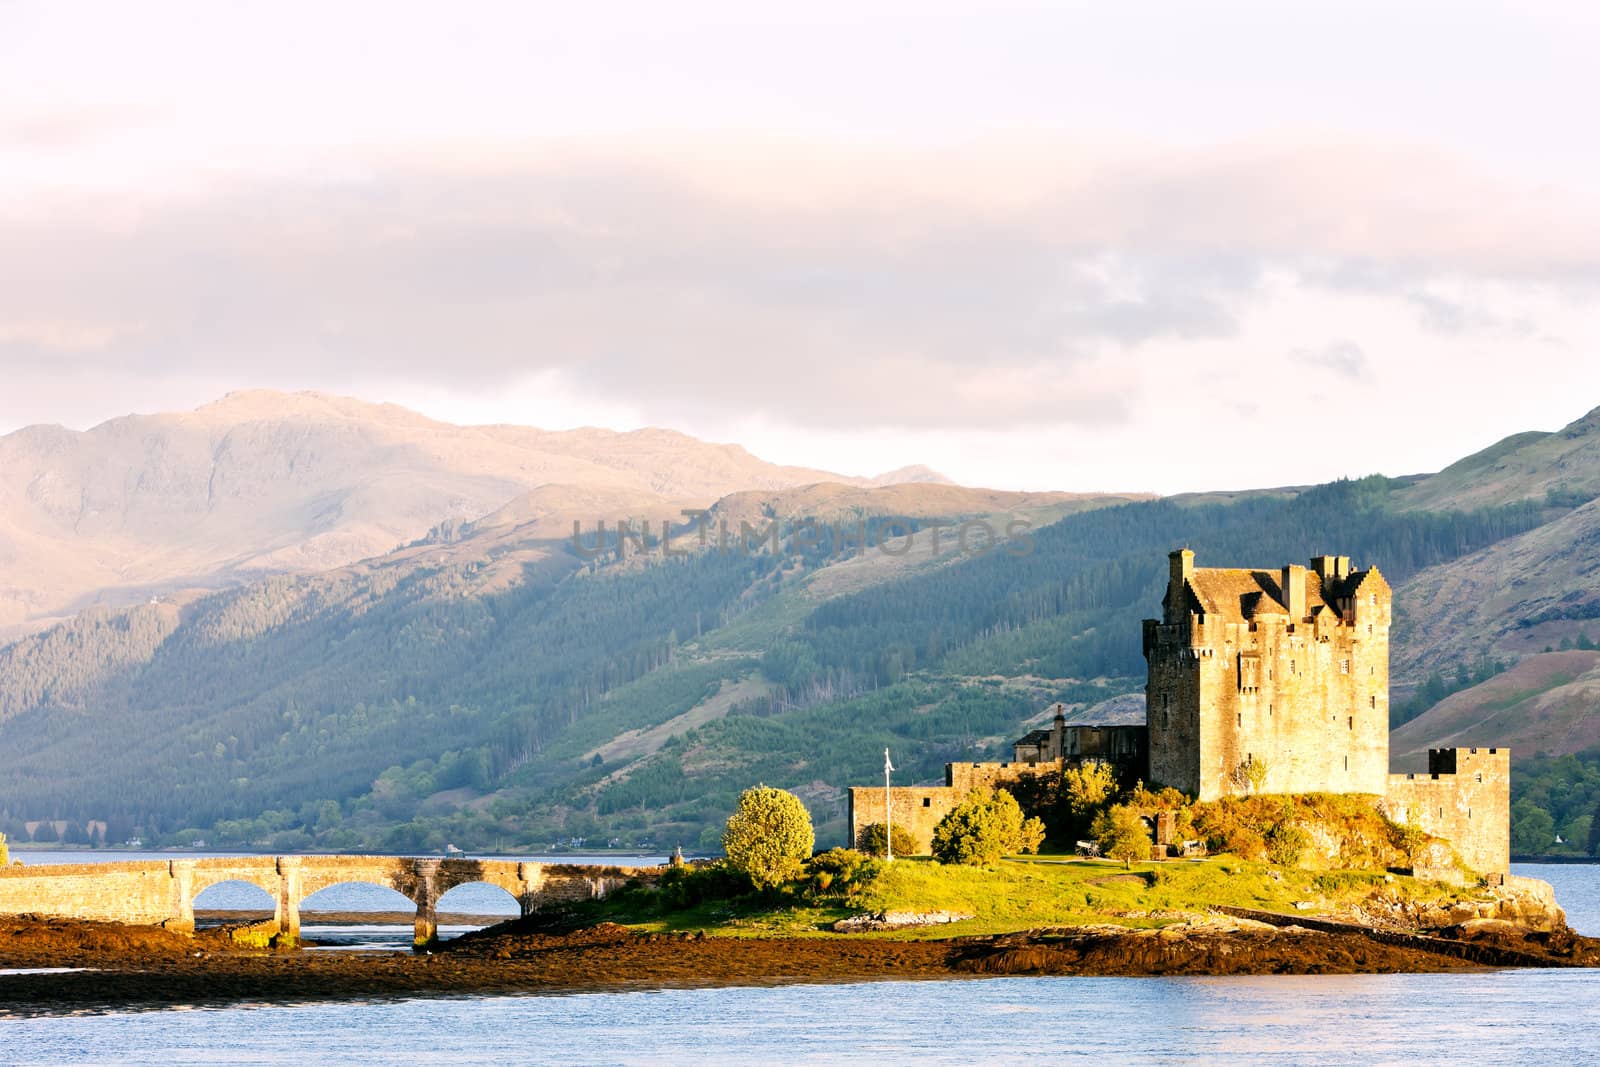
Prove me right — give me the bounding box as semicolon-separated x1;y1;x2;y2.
832;910;976;932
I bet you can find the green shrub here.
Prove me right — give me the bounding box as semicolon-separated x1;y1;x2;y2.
807;847;879;896
722;785;815;890
855;822;919;858
1390;822;1428;864
1219;825;1266;860
931;788;1046;866
1266;822;1311;867
1091;804;1152;868
657;860;751;909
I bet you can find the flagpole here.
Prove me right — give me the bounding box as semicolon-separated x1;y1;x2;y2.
884;747;895;862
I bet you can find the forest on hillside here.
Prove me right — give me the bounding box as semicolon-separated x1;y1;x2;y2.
0;476;1561;854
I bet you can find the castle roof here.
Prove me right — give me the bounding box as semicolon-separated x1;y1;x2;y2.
1185;566;1379;622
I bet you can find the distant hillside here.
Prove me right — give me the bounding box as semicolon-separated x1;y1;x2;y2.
1399;403;1600;511
0;473;1542;853
0;390;952;634
1392;496;1600;678
1390;650;1600;769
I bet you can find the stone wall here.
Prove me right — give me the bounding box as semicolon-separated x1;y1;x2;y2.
847;762;1058;853
847;786;961;853
946;761;1055;795
1385;748;1511;874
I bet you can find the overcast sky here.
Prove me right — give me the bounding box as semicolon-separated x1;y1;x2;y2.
3;1;1599;493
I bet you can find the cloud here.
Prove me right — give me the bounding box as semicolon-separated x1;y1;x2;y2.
1290;340;1369;380
0;139;1595;433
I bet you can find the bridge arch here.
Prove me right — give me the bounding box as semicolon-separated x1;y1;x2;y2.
190;879;276;928
435;880;522;937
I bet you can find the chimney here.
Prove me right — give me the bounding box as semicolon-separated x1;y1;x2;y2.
1282;564;1307;619
1170;548;1195;587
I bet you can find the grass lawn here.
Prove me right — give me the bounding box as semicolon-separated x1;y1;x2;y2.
570;854;1483;940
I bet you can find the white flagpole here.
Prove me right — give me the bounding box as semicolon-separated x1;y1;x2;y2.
884;747;895;862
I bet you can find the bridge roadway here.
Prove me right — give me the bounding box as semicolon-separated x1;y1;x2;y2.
0;855;662;945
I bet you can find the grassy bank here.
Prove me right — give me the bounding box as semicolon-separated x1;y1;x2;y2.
556;854;1491;940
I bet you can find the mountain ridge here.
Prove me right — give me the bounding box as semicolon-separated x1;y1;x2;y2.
0;390;964;634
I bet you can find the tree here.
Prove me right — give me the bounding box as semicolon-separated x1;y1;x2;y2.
856;821;918;858
1091;804;1151;868
1062;761;1117;818
722;785;815;890
930;788;1045;866
1232;756;1269;795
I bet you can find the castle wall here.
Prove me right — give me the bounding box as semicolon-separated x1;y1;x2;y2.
947;761;1054;794
847;762;1057;853
1384;748;1511;874
847;786;960;854
1191;613;1389;799
1145;620;1204;795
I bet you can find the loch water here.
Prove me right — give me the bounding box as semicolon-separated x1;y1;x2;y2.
4;858;1599;1066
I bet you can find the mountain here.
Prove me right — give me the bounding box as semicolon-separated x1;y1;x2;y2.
0;390;946;635
1390;650;1600;771
1398;403;1600;512
1392;496;1600;679
3;389;1598;855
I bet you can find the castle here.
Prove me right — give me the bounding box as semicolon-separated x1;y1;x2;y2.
846;548;1510;874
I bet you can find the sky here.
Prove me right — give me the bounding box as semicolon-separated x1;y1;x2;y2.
3;1;1599;494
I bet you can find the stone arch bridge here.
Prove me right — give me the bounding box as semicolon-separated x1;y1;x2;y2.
0;856;661;946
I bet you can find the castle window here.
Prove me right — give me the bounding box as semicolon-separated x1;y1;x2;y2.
1348;716;1353;731
1237;713;1242;727
1371;695;1377;709
1344;756;1349;771
1290;660;1296;674
1341;659;1350;674
923;798;931;807
1475;773;1482;785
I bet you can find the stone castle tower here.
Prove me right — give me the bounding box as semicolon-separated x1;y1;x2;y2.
1143;549;1392;800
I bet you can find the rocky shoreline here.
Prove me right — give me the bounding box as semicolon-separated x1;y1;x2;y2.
2;910;1597;1017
